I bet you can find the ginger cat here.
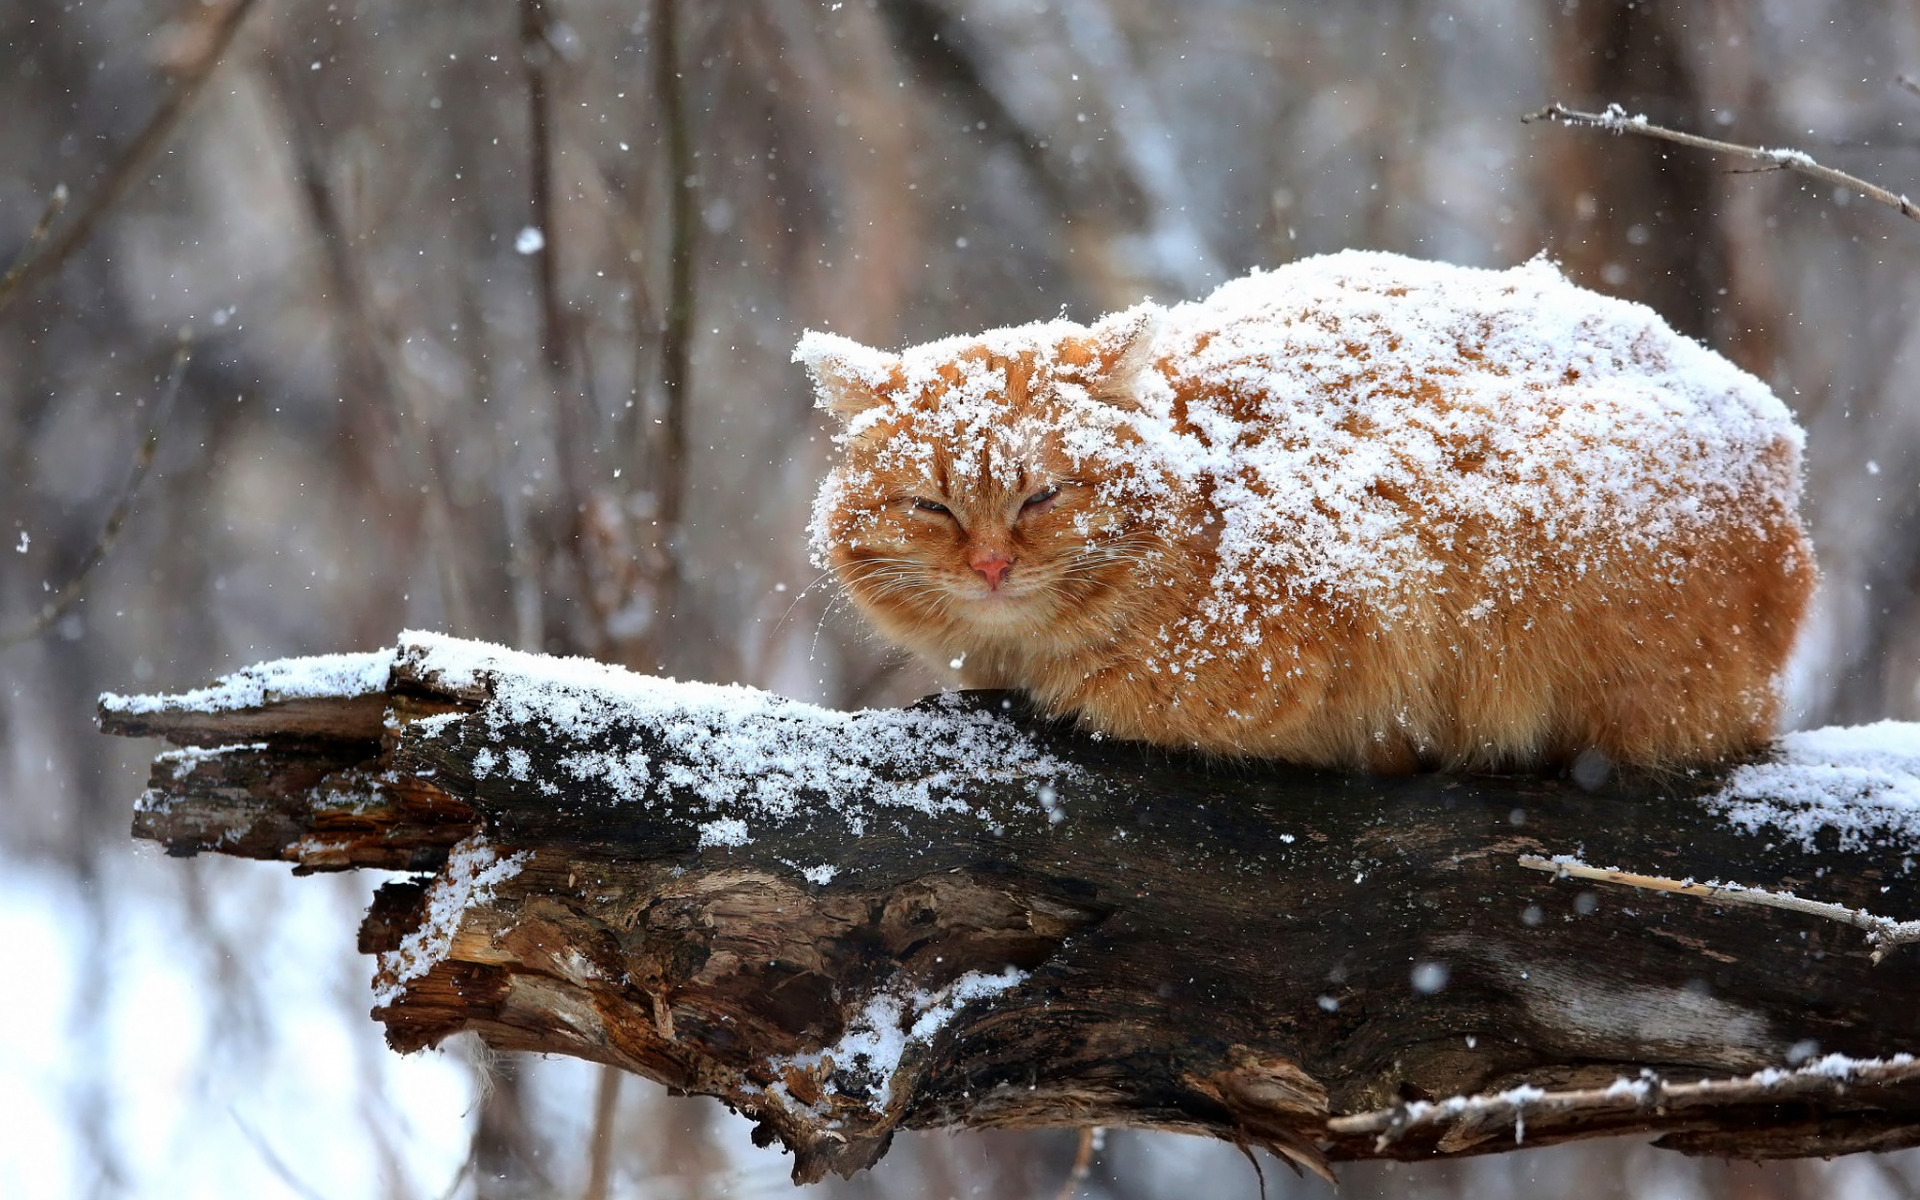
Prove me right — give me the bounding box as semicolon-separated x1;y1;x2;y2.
798;251;1815;771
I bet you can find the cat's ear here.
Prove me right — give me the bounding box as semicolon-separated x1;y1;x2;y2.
794;331;904;422
1081;303;1161;410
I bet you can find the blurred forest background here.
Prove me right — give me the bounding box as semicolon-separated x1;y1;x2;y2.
3;0;1919;1197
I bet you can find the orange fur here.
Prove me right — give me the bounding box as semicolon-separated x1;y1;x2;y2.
798;253;1815;771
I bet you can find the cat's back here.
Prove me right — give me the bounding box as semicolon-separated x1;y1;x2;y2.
1156;250;1798;470
1136;251;1805;606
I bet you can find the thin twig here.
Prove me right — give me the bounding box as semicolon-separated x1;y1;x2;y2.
521;0;613;662
432;1143;478;1200
264;51;476;635
1;332;192;650
0;0;262;317
521;0;570;384
1519;854;1920;963
1524;101;1920;225
581;1065;622;1200
0;185;70;297
652;0;695;536
230;1110;330;1200
1899;75;1920;102
1049;1127;1097;1200
1233;1139;1268;1200
1328;1052;1920;1145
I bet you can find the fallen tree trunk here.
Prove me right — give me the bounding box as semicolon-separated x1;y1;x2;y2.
103;632;1920;1182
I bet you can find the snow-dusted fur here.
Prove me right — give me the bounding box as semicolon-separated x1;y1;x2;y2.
798;251;1815;771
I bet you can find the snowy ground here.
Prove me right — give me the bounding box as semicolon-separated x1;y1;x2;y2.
0;855;474;1198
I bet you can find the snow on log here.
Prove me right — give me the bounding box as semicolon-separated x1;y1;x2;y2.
103;632;1920;1181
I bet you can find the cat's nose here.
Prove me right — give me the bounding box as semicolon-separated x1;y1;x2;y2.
971;551;1013;590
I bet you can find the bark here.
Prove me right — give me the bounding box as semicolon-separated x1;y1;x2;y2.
104;634;1920;1184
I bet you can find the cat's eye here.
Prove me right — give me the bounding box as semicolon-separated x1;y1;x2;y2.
1020;487;1059;513
912;498;951;515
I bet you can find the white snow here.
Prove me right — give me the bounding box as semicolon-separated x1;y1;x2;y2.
99;650;392;716
155;741;268;781
373;834;528;1008
1795;1050;1916;1079
698;817;752;848
100;632;1076;850
1146;253;1798;617
398;630;1075;842
0;860;475;1200
766;967;1028;1116
1388;1081;1549;1145
1709;721;1920;851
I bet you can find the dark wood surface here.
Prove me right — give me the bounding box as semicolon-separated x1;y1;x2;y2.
105;638;1920;1183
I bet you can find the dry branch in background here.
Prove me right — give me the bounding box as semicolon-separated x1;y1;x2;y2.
1;333;192;650
104;634;1920;1184
650;0;696;541
1526;101;1920;225
0;0;262;318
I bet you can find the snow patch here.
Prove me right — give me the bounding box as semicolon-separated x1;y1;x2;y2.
157;741;269;781
1393;1082;1550;1145
767;967;1027;1116
1709;721;1920;850
397;630;1075;841
698;818;751;849
374;835;528;1008
101;650;393;715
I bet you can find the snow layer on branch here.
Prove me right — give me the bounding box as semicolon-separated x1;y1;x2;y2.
399;631;1076;841
373;833;527;1008
156;742;269;781
100;651;393;715
765;967;1028;1117
1387;1051;1918;1137
1709;721;1920;852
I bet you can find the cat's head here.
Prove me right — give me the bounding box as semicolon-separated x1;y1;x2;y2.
797;305;1177;660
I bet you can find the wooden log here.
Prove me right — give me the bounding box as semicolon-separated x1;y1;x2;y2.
102;632;1920;1183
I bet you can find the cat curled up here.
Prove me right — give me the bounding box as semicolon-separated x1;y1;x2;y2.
797;251;1815;772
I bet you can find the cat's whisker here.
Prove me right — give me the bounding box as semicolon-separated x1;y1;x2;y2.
768;569;842;635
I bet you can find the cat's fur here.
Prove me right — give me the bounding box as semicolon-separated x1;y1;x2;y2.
798;252;1815;771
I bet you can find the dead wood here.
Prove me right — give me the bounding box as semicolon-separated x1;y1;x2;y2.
103;633;1920;1183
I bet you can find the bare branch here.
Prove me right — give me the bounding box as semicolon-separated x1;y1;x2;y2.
1329;1054;1920;1148
262;55;476;634
1524;101;1920;225
0;0;262;318
651;0;695;536
1049;1127;1097;1200
520;0;571;385
1520;854;1920;963
581;1066;621;1200
0;185;70;298
2;332;192;650
104;634;1920;1177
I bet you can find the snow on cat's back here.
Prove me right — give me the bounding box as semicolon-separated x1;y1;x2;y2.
799;251;1816;772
